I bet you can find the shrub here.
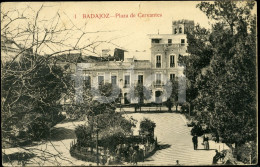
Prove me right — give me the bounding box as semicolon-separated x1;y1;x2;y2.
28;119;51;141
99;130;125;152
181;102;190;113
234;141;257;164
140;118;156;138
75;125;92;147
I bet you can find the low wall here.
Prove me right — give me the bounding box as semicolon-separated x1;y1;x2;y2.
69;138;157;164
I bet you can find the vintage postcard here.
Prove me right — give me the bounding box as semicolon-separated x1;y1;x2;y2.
1;1;257;166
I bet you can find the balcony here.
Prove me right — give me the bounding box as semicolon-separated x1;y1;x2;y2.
170;63;175;68
151;43;187;53
123;84;130;88
153;81;165;88
156;63;161;68
152;43;187;48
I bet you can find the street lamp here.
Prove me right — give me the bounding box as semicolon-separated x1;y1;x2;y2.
189;103;191;116
94;114;100;166
96;127;100;166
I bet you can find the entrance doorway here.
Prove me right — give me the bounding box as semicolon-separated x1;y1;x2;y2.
124;93;130;104
155;91;162;103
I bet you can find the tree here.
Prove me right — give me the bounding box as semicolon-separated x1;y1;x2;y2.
181;1;256;148
74;112;137;154
165;79;179;112
128;83;152;112
1;3;121;165
2;54;68;143
75;125;92;147
140;118;156;140
178;24;213;113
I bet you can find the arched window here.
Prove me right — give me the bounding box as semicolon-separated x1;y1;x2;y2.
174;28;177;34
179;27;182;33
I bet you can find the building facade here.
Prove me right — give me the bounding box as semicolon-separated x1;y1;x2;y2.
71;20;194;105
1;35;33;64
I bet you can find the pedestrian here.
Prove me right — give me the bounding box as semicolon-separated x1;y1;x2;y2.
139;144;145;162
212;150;220;164
106;155;111;165
123;145;128;162
134;143;139;152
192;134;198;150
132;150;138;165
129;144;134;163
115;145;121;162
100;155;106;165
215;132;219;143
203;134;209;150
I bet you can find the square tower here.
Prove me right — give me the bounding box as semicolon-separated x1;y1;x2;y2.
172;19;195;35
148;20;194;71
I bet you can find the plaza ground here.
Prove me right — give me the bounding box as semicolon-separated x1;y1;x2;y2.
2;112;228;166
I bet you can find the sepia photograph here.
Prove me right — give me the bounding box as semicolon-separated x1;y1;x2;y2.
1;1;258;166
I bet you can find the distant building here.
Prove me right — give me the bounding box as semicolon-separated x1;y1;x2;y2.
1;36;33;64
61;20;194;105
113;48;126;61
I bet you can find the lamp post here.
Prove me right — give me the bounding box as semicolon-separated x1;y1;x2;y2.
188;102;191;116
120;97;122;112
96;128;100;166
95;113;100;166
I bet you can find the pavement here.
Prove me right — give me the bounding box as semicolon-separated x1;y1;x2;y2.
125;113;229;166
2;112;229;166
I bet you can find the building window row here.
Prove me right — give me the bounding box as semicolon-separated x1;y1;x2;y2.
83;73;175;89
155;55;177;68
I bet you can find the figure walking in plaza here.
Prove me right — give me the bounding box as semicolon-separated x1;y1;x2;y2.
132;150;138;165
129;144;134;163
215;132;220;143
139;143;145;162
203;134;209;150
212;150;221;164
192;134;198;150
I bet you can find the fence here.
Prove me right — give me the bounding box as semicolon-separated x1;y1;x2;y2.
69;136;158;164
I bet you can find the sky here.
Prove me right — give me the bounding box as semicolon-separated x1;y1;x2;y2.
1;2;216;60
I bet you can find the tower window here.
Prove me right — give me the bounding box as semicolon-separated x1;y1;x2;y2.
168;39;172;46
179;27;182;33
181;39;185;46
174;28;177;34
170;55;175;67
156;55;161;68
152;39;160;43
